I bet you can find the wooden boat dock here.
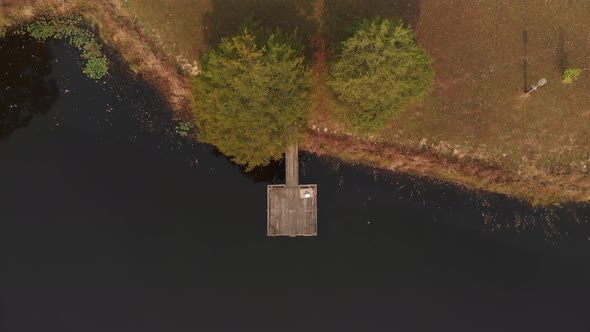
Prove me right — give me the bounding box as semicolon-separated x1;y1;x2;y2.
267;144;318;236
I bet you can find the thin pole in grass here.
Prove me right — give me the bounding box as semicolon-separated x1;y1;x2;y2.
523;30;528;93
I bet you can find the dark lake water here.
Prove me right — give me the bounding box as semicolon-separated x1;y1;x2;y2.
1;36;590;331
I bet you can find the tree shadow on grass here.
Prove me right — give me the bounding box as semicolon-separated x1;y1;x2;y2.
203;0;316;58
523;30;529;92
323;0;421;48
557;30;569;74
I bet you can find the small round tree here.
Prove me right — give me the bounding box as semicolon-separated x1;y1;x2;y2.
328;18;434;133
192;27;312;170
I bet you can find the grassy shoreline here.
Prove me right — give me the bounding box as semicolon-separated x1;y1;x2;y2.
302;129;590;206
2;0;589;206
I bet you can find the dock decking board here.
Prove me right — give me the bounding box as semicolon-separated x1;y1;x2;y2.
266;144;318;237
267;184;317;236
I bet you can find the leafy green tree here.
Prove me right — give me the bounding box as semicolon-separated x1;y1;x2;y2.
192;27;312;170
328;18;434;133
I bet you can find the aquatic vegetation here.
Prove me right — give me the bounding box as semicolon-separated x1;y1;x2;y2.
83;56;108;79
175;121;194;137
15;16;108;79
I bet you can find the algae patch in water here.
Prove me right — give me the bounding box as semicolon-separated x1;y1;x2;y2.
12;16;108;79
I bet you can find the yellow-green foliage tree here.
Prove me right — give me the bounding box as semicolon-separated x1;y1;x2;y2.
328;18;434;133
192;27;312;170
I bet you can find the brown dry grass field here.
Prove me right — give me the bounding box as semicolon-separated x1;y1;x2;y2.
390;0;590;203
3;0;590;204
400;1;590;174
124;0;211;64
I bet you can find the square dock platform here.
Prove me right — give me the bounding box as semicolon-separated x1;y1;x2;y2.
267;184;317;236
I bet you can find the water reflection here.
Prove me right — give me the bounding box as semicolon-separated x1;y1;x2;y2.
0;35;59;141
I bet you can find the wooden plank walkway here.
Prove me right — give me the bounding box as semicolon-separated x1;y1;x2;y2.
267;143;318;237
285;143;299;187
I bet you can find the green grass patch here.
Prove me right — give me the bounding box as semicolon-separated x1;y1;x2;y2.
562;68;582;84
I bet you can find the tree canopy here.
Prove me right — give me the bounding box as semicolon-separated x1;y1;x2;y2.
328;18;434;133
191;27;312;170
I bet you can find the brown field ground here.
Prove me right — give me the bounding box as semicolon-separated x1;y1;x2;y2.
401;1;590;176
3;0;590;205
